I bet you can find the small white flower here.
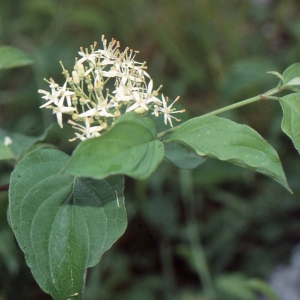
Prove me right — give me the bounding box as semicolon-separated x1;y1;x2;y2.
126;92;150;112
120;67;144;84
68;119;104;141
96;95;117;116
58;81;74;107
53;106;76;128
95;35;120;62
113;84;135;102
39;79;61;108
77;48;97;65
51;91;76;128
121;48;138;68
78;95;115;118
145;80;162;105
157;95;185;127
39;89;59;108
78;107;114;118
39;80;74;108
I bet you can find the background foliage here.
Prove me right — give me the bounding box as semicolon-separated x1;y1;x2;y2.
1;0;300;299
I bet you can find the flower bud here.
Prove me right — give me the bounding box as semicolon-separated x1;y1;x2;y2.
77;63;85;79
72;71;80;84
67;77;74;86
87;83;94;93
134;107;146;114
72;96;78;106
79;97;86;105
85;75;91;85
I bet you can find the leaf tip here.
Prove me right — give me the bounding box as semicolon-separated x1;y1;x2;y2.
284;182;293;194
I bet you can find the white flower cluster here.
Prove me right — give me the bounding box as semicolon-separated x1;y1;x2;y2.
38;35;185;141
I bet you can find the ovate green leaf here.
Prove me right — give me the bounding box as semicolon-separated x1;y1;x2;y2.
63;112;164;180
279;93;300;154
168;116;291;192
9;149;127;300
0;46;34;70
281;63;300;85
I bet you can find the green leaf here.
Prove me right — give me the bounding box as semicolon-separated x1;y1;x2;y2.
9;149;127;300
281;63;300;85
168;116;291;192
0;126;53;161
267;71;284;84
0;142;14;161
164;142;206;169
63;112;164;180
0;46;34;70
279;93;300;153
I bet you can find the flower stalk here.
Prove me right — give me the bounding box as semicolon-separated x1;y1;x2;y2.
157;86;283;139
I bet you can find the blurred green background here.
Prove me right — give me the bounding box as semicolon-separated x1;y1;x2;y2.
1;0;300;299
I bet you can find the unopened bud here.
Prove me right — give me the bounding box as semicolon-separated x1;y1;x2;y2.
87;83;94;92
67;77;74;86
134;107;146;114
72;71;80;84
79;97;86;105
77;63;85;79
72;96;78;106
85;75;91;85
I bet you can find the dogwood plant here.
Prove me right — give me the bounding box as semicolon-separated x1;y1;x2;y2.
3;36;300;299
38;35;184;142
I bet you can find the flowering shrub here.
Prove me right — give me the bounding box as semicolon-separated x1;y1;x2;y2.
2;36;300;299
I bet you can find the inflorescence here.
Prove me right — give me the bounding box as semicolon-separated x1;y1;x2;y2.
38;35;185;141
